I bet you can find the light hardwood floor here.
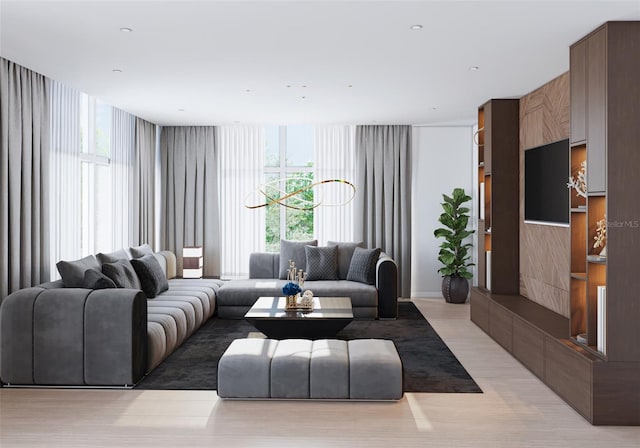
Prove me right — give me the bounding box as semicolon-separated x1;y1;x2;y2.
1;298;639;447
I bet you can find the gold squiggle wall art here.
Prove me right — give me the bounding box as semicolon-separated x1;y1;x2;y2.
245;178;356;210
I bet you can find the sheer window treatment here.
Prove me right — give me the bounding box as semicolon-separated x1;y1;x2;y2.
218;126;265;278
110;107;136;250
354;125;412;297
160;127;220;277
49;80;81;279
0;58;50;298
313;125;355;245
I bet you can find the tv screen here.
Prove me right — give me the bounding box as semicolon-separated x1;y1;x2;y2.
525;139;570;225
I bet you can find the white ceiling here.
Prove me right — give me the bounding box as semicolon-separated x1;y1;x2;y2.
1;1;639;126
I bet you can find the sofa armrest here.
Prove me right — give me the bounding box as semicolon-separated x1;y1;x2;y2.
249;253;280;279
0;287;147;386
376;253;398;319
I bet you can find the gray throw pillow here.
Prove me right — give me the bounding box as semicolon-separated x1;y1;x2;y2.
130;244;154;259
327;241;365;280
130;254;169;298
278;239;318;279
305;245;339;281
346;247;381;285
102;259;142;290
82;268;117;290
96;249;130;265
56;255;101;287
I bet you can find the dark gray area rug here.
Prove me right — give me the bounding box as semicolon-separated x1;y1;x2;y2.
136;301;482;393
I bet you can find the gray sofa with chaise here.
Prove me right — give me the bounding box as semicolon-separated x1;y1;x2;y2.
216;241;398;319
0;246;223;387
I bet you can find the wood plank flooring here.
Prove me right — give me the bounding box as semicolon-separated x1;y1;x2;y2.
1;298;639;447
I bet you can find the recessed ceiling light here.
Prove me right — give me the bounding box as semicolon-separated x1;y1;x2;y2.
245;89;251;93
112;69;122;73
301;96;307;99
119;27;133;33
301;85;307;88
348;85;353;88
410;25;423;30
469;66;480;71
286;85;292;88
431;107;437;111
178;108;185;112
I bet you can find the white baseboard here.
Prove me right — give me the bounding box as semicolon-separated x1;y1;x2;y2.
410;291;443;298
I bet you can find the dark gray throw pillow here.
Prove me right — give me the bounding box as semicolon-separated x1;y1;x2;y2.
130;254;169;298
305;245;339;281
130;244;154;259
346;247;381;285
56;255;101;287
278;239;318;279
102;259;142;290
96;248;130;265
82;268;117;290
327;241;365;280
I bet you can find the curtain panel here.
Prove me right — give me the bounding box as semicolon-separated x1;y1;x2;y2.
354;125;412;297
134;117;157;247
49;80;81;279
313;125;355;245
0;58;51;298
217;126;265;278
160;126;220;277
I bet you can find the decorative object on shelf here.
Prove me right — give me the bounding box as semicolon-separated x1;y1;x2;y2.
597;285;607;354
245;177;356;210
593;215;606;256
479;182;485;220
182;246;203;278
473;127;484;145
577;333;588;344
434;188;475;303
567;160;587;199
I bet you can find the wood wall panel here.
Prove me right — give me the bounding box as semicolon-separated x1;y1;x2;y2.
519;72;571;316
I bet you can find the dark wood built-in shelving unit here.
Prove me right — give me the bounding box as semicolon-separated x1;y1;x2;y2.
472;22;640;425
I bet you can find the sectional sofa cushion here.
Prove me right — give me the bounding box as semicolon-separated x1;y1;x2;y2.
130;244;154;259
102;259;142;290
56;255;102;287
327;241;365;280
82;269;117;290
305;245;338;281
96;249;130;264
278;239;317;279
347;247;381;285
130;254;169;298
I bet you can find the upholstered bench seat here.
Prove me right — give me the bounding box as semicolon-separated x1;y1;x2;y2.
217;338;403;400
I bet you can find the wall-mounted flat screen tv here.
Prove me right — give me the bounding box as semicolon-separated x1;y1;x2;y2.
524;139;570;226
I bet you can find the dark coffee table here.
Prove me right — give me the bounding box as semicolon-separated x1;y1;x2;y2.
244;296;353;339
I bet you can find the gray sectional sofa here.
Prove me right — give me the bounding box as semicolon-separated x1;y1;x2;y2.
0;247;223;387
217;248;398;319
0;241;399;388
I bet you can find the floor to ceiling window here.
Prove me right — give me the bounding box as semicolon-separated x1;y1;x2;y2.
264;125;315;252
80;95;113;254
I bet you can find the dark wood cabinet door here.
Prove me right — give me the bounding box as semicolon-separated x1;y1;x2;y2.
570;39;587;144
586;27;607;193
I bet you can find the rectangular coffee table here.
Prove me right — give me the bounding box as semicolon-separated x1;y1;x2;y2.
244;296;353;339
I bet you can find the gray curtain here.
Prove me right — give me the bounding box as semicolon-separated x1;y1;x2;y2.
160;126;220;277
0;58;50;299
134;117;157;247
354;125;412;297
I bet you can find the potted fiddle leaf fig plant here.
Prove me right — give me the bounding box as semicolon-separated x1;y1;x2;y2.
434;188;475;303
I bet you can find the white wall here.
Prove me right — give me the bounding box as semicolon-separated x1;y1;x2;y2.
411;126;475;298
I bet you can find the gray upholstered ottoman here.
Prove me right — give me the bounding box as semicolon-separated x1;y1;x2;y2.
217;338;403;400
